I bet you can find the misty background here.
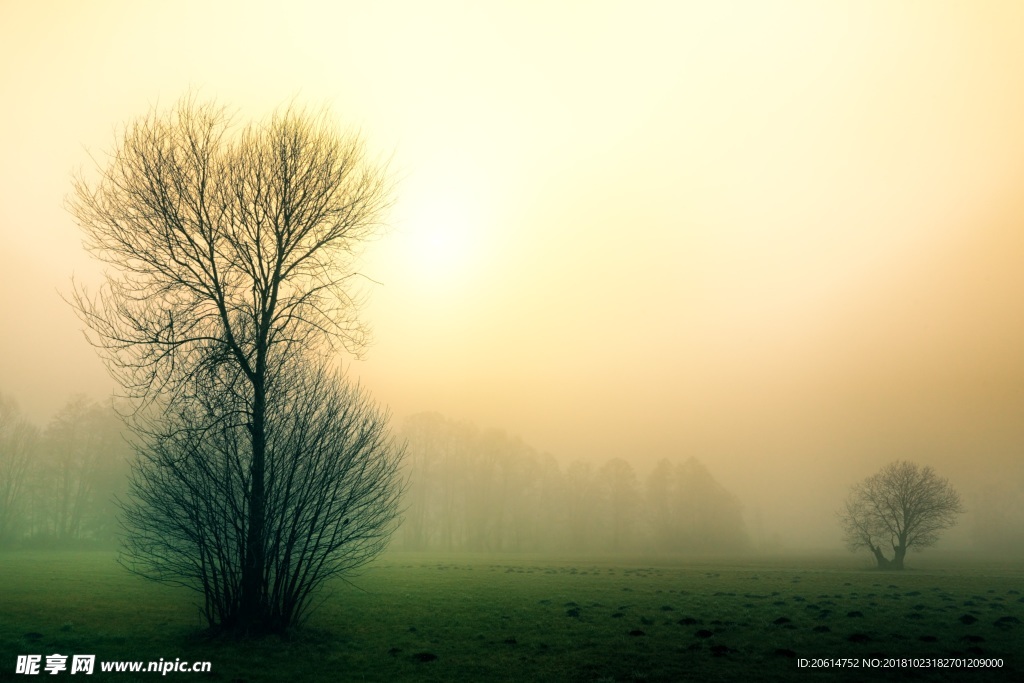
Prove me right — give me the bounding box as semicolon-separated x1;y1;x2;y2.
2;1;1024;556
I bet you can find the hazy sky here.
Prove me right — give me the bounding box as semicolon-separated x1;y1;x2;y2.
3;1;1024;547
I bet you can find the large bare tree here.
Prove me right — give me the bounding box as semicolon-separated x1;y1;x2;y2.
69;97;399;633
839;460;964;570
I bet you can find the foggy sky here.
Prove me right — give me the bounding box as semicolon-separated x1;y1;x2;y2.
2;1;1024;550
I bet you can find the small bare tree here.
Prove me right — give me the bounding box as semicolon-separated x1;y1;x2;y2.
839;460;964;570
69;96;398;633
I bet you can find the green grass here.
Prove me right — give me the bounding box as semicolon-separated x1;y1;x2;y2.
1;551;1022;682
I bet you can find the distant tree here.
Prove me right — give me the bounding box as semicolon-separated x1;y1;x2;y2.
645;459;676;548
563;460;598;552
673;458;748;553
69;96;396;633
464;429;544;552
394;413;444;551
0;394;38;545
394;415;751;556
35;396;128;545
518;450;563;552
594;458;640;551
644;457;748;554
397;415;557;553
399;413;476;551
839;461;964;569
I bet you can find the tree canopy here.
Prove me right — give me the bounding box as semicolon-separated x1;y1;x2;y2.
839;460;963;569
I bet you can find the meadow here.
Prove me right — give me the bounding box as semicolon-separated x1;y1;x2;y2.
1;551;1021;682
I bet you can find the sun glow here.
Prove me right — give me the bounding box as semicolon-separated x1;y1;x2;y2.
411;212;466;275
393;178;490;295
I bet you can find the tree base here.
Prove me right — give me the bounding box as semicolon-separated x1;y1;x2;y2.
871;546;905;570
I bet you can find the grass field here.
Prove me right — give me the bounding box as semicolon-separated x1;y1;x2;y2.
1;551;1022;682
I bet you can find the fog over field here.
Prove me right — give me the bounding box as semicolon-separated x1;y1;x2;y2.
3;1;1024;558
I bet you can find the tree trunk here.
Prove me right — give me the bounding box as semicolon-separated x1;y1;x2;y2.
892;544;907;570
241;378;267;632
870;543;892;569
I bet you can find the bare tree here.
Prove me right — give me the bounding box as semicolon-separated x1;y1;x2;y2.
120;360;404;631
39;396;128;544
838;460;964;569
594;458;640;552
0;394;38;546
69;96;396;633
645;458;749;554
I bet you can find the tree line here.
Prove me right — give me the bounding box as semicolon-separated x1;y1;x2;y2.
394;412;750;555
8;391;1018;569
1;398;752;556
0;393;130;548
